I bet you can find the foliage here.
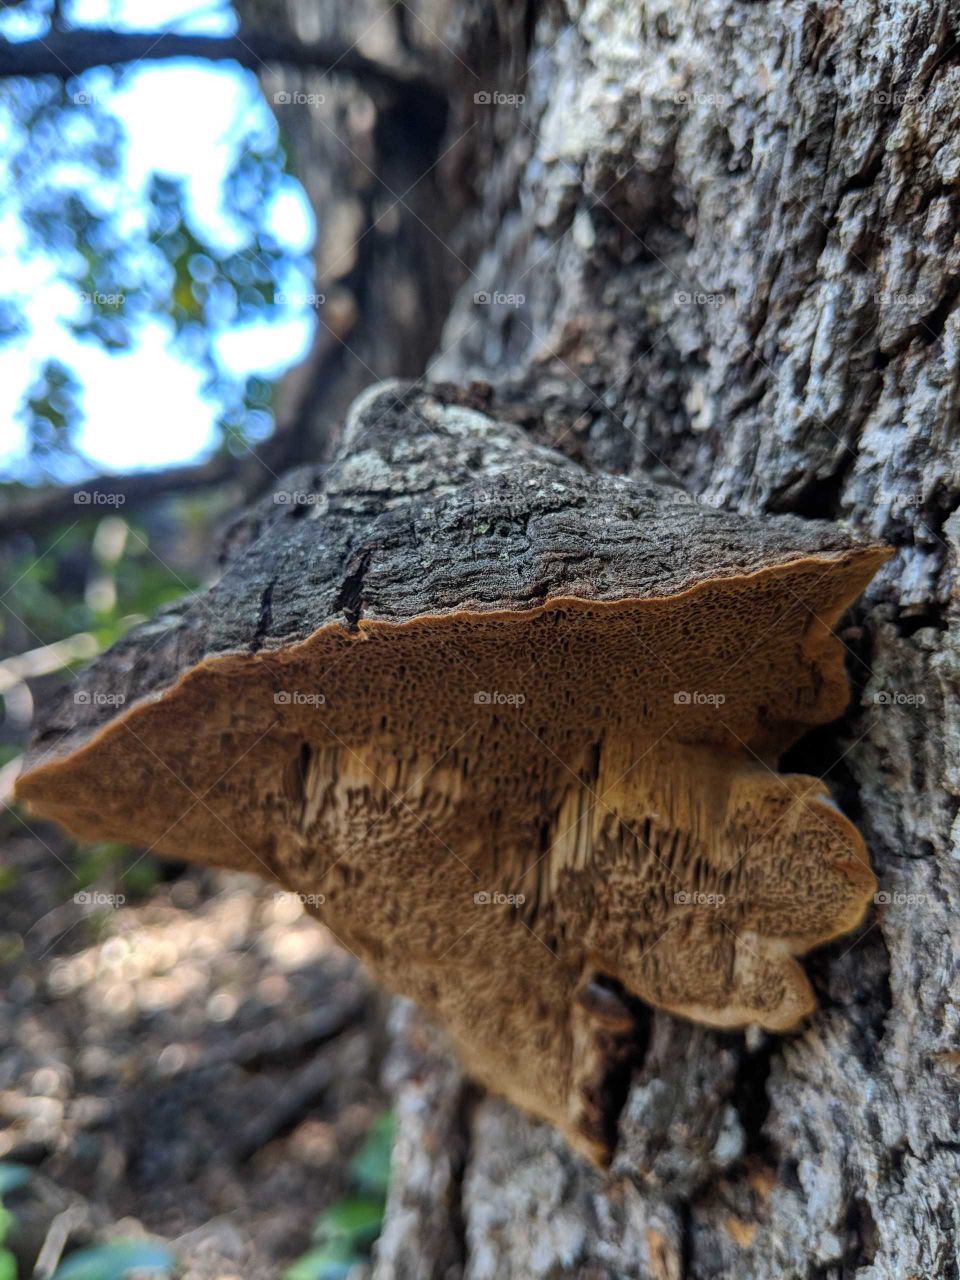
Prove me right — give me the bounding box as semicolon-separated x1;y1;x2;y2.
0;512;198;888
284;1112;395;1280
0;3;314;488
0;1163;30;1280
349;1110;395;1197
1;517;197;649
50;1241;174;1280
71;841;161;901
20;361;84;473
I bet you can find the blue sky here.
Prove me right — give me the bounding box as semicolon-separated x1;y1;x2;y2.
0;0;317;475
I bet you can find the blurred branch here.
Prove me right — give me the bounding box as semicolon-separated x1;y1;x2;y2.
0;631;98;692
0;452;246;538
0;27;448;110
0;324;349;538
0;753;22;807
31;1202;91;1278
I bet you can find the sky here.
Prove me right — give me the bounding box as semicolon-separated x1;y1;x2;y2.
0;0;317;476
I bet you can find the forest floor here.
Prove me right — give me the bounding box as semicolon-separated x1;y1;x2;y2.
0;816;387;1280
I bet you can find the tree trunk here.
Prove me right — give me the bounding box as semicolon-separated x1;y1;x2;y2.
337;2;959;1277
155;0;960;1273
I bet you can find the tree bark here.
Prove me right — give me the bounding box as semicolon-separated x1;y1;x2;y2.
348;1;959;1277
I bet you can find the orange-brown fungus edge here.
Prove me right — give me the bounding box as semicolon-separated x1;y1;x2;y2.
15;543;891;1166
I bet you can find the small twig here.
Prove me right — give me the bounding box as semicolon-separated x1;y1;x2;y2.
32;1203;90;1279
233;1053;340;1161
191;995;367;1072
0;28;448;108
0;633;99;693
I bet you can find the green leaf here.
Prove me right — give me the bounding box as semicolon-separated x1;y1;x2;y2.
50;1240;174;1280
73;842;127;880
120;861;161;898
0;1205;14;1250
0;1246;18;1280
312;1195;384;1249
282;1243;355;1280
349;1111;394;1195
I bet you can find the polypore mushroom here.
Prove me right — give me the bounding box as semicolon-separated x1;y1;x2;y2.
16;381;889;1164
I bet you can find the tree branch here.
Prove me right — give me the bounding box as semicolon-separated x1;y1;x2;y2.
0;27;448;111
0;453;244;539
0;323;349;540
0;20;451;540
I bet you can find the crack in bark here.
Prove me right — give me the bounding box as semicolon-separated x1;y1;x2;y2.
334;548;372;631
252;582;274;652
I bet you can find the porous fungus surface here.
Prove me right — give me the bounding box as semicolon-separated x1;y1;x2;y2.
16;381;890;1161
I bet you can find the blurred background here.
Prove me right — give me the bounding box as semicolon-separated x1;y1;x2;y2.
0;2;462;1275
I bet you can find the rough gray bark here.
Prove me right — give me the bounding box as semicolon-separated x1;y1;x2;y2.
18;378;881;772
341;1;959;1278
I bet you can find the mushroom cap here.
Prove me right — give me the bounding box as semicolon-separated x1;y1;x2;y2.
15;381;890;1162
17;380;888;808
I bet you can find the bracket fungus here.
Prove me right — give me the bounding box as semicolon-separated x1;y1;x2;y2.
16;381;891;1164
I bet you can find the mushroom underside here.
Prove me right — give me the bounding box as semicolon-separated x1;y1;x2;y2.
16;556;882;1162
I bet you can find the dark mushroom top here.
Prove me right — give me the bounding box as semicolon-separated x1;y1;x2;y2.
17;379;888;792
